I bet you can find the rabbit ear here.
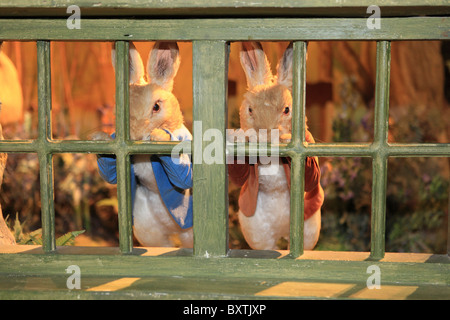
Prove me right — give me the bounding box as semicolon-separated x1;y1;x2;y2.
276;42;293;90
240;42;273;89
111;42;145;85
147;41;180;92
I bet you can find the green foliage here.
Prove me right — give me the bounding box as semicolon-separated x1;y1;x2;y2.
6;212;85;245
386;160;448;253
1;147;118;246
319;157;372;251
55;230;86;246
384;100;449;253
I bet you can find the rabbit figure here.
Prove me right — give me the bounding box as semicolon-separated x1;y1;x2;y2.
93;42;193;248
228;42;324;250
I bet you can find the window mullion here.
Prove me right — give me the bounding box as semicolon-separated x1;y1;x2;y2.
37;40;56;253
289;41;307;258
114;40;133;254
370;41;391;260
192;40;229;257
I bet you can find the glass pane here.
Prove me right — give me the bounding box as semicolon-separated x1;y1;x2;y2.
305;41;377;143
386;157;448;254
50;41;115;140
389;40;449;144
317;157;372;251
53;153;118;246
0;153;41;245
0;41;38;140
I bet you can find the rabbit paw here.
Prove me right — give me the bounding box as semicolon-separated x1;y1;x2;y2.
280;133;292;143
89;131;113;141
150;128;171;141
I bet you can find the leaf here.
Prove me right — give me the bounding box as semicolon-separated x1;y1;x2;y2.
28;232;42;245
96;197;119;212
12;212;25;243
56;230;85;246
17;228;42;245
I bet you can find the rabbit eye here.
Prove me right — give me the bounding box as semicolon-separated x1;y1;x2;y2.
248;107;253;115
283;106;290;115
153;102;161;112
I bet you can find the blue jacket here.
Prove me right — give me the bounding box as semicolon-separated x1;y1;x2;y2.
96;125;193;229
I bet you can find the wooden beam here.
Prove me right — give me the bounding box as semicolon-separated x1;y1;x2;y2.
0;1;448;18
192;40;229;257
0;17;448;41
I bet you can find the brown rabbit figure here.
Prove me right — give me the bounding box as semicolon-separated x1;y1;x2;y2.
93;42;193;247
228;42;324;250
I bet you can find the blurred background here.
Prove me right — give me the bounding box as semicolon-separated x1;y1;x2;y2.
0;40;448;253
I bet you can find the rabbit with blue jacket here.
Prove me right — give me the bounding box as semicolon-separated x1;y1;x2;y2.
91;42;193;247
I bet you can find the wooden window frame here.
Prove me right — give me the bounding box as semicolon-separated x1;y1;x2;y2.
0;1;448;299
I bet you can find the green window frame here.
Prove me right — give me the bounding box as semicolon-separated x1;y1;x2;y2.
0;1;448;298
